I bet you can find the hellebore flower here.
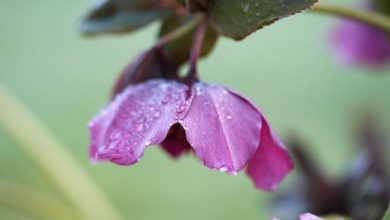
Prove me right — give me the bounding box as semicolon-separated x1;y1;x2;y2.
330;18;390;69
88;79;293;191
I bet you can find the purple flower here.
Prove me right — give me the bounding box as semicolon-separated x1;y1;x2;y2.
88;79;293;191
330;19;390;69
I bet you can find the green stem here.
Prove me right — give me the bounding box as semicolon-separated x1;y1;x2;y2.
156;13;204;47
0;180;77;220
0;84;124;220
312;4;390;31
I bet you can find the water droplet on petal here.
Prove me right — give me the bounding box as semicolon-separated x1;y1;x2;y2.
219;167;228;172
153;110;161;118
136;124;144;132
226;115;232;120
159;83;169;91
195;86;204;95
176;104;186;113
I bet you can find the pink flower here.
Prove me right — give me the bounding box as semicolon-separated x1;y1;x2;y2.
330;19;390;69
88;79;293;191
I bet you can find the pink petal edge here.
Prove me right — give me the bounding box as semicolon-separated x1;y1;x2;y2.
246;116;294;191
182;83;262;174
89;79;191;165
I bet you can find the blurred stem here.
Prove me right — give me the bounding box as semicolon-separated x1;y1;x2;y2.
0;84;124;220
0;180;77;220
156;13;204;47
384;203;390;220
312;4;390;31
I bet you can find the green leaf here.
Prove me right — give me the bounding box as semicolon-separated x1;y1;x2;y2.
373;0;390;15
207;0;317;40
159;15;219;66
81;0;172;36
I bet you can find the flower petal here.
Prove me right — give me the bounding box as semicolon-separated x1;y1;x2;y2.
182;83;262;174
247;117;293;191
330;19;390;69
160;123;192;158
89;79;190;165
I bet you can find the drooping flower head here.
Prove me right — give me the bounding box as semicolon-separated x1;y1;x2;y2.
88;16;293;191
330;2;390;69
89;77;293;190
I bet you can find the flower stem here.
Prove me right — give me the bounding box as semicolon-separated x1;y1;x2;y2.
187;15;208;81
0;84;124;220
312;4;390;31
0;180;78;220
156;13;204;48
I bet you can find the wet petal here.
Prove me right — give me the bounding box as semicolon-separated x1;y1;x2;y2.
247;117;293;191
182;83;262;174
160;123;192;158
330;19;390;69
89;79;190;165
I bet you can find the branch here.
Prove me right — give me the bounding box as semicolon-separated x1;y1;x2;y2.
312;4;390;31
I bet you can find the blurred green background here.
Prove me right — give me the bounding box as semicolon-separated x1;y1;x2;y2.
1;0;390;219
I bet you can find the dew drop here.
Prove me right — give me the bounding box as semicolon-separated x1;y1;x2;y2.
226;115;232;120
159;83;169;91
109;130;121;141
176;104;186;113
219;167;228;172
136;124;144;132
195;86;204;95
101;109;108;116
153;110;161;118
